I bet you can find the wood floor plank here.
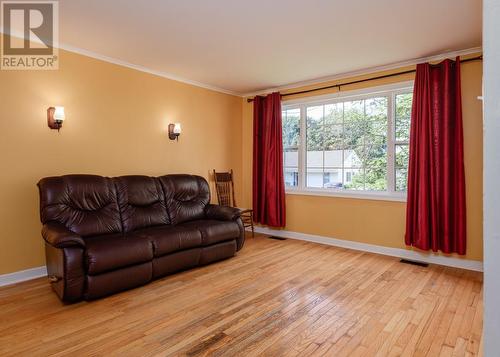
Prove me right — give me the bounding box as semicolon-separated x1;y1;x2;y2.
0;235;483;356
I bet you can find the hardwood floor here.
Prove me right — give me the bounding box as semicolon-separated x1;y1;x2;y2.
0;235;483;356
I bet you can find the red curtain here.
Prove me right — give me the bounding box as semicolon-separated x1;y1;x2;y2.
252;92;286;227
405;57;466;254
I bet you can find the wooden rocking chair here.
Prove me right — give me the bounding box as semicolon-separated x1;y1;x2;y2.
213;169;254;237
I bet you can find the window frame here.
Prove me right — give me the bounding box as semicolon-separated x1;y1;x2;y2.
282;81;414;202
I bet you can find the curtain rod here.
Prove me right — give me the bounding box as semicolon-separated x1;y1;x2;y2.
246;55;483;103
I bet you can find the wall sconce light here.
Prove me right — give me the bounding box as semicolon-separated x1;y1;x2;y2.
168;123;181;141
47;106;65;131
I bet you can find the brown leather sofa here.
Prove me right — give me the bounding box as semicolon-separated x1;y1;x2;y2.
38;174;245;302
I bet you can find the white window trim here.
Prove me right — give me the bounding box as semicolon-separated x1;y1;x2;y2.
283;80;413;202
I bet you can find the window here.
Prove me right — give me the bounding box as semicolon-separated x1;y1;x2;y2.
281;82;413;200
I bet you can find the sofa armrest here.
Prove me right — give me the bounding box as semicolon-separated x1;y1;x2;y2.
42;222;85;248
205;204;241;221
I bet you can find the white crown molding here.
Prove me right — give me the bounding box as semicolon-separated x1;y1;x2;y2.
0;29;241;97
243;47;483;98
0;266;47;287
251;226;483;272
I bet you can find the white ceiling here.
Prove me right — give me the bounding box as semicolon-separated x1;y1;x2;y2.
59;0;482;95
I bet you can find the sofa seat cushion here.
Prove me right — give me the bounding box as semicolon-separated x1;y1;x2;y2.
85;233;153;275
180;220;240;246
136;226;202;257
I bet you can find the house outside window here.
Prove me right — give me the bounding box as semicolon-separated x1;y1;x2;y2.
281;81;413;201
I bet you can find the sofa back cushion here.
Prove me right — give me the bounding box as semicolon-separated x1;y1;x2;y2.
38;175;122;237
114;175;169;232
159;175;210;224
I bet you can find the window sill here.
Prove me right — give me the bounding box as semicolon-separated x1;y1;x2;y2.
285;188;407;202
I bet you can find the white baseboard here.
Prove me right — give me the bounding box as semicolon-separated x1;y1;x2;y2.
251;227;483;272
0;266;47;287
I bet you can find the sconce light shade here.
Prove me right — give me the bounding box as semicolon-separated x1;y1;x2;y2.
53;106;65;121
168;123;181;140
47;106;65;131
173;123;181;134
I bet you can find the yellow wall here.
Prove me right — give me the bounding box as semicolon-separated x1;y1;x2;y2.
0;48;243;275
0;45;483;275
241;56;483;262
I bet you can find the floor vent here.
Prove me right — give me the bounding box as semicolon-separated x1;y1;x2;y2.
268;236;287;241
400;259;429;267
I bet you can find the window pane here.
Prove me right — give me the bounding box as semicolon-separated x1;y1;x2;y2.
306;168;323;188
344;147;363;168
363;117;387;145
324;148;343;167
307;106;323;125
306;148;323;188
283;108;300;188
284;169;299;188
323;169;343;188
282;108;300;147
306;106;325;188
395;144;409;168
394;92;411;191
365;167;387;191
396;168;408;191
324;124;343;150
343;100;364;124
364;144;387;168
365;97;388;120
395;93;413;141
343;100;364;147
343;168;362;186
344;122;365;147
343;168;364;190
324;103;343;125
306;150;323;168
307;106;323;151
395;93;412;118
395;144;409;191
284;149;298;167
